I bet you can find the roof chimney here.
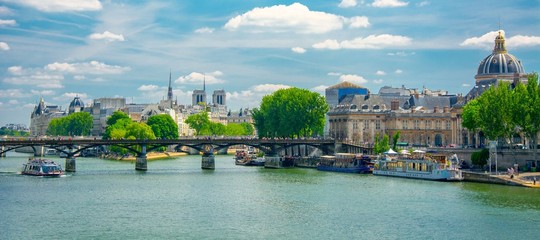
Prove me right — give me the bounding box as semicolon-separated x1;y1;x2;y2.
391;99;399;111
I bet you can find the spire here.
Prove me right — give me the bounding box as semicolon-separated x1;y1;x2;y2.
167;69;173;101
203;75;206;92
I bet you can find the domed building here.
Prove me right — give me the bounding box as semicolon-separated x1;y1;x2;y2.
466;31;529;100
68;96;85;114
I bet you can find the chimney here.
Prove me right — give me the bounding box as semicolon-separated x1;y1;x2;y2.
391;99;399;111
443;106;449;113
433;106;439;113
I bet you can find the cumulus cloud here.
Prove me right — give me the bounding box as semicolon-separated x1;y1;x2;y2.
339;74;368;85
224;3;368;34
462;83;471;87
376;70;386;75
0;41;9;50
395;69;403;74
507;35;540;47
7;66;23;75
8;0;102;12
53;92;89;103
373;79;384;84
387;51;415;56
138;84;160;91
227;84;291;108
311;85;329;94
175;71;225;85
417;1;430;7
291;47;306;54
339;0;357;8
458;30;540;49
89;31;125;42
0;19;16;26
372;0;409;8
328;72;342;76
313;34;412;50
45;61;131;74
252;84;290;93
347;16;370;28
195;27;214;34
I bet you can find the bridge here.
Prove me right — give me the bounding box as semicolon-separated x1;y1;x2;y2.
0;138;364;172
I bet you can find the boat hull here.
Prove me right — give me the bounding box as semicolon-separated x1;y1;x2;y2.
373;169;463;181
317;165;372;174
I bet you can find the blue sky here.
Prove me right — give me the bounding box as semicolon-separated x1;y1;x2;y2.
1;0;539;127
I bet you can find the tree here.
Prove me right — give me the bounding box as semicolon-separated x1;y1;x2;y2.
476;82;515;146
125;122;156;140
240;122;254;136
513;73;540;160
46;112;92;136
107;111;130;126
185;112;211;135
252;87;328;138
103;118;131;139
147;114;178;139
392;131;401;150
373;133;390;154
471;148;489;168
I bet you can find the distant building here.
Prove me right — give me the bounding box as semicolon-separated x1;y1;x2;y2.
30;97;67;136
90;98;126;136
212;90;226;106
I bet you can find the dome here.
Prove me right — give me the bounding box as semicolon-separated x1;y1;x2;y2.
69;96;85;108
476;31;525;76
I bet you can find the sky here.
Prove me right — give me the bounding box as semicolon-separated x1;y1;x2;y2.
0;0;539;127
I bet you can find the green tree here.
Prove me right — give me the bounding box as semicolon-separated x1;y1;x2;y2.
240;122;254;135
252;87;328;138
476;82;515;146
46;112;92;136
103;118;132;139
513;73;540;160
373;133;390;154
392;131;401;150
185;112;211;135
471;148;489;168
125;122;156;140
147;114;178;139
107;111;130;126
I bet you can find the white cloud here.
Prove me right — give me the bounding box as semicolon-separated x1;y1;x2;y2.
224;3;368;34
373;79;384;84
3;74;64;89
417;1;430;7
376;70;386;75
395;69;403;74
252;84;291;93
227;84;291;108
339;0;357;8
460;30;501;49
195;27;214;34
175;71;225;85
0;89;27;98
0;19;16;26
0;6;13;15
45;61;131;74
311;85;329;94
138;84;159;91
462;83;471;87
328;72;342;76
73;75;86;81
339;74;368;85
0;42;9;51
53;92;89;103
313;34;412;50
291;47;306;54
387;51;415;56
507;35;540;47
347;16;370;28
30;90;55;96
91;77;106;82
7;66;23;75
372;0;409;8
8;0;102;12
89;31;125;42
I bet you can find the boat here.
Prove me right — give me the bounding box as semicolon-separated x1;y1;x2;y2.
317;153;374;173
21;158;64;177
44;148;58;156
373;151;463;181
234;150;264;166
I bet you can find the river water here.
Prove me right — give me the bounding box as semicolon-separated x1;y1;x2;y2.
1;152;539;239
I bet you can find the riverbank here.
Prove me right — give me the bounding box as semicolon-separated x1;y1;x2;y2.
463;171;540;188
103;152;187;161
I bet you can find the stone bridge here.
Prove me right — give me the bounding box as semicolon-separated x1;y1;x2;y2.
0;137;362;172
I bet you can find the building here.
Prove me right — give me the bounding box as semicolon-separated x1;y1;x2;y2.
90;98;126;136
326;30;533;148
29;97;67;136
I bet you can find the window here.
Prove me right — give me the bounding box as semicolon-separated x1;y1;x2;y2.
403;120;408;130
364;120;369;130
436;120;441;130
375;120;381;130
446;121;451;130
425;120;431;130
414;120;420;130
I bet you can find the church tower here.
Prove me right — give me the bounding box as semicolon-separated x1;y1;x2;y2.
167;70;173;101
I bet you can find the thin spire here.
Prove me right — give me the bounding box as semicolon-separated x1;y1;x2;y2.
203;75;206;92
167;69;173;101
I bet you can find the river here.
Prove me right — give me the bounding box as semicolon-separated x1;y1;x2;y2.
1;152;539;239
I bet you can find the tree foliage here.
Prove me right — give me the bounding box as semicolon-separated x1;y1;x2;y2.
185;111;254;136
46;112;93;136
471;148;489;168
147;114;178;139
462;73;540;152
391;131;401;150
107;111;130;126
252;87;328;138
373;133;390;154
0;127;29;136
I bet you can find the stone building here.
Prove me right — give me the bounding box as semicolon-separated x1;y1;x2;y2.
30;97;67;136
326;30;534;148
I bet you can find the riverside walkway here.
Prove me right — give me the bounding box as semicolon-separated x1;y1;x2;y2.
463;171;540;188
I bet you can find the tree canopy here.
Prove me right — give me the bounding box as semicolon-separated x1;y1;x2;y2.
147;114;179;139
107;111;130;126
252;87;328;138
185;111;255;136
46;112;93;136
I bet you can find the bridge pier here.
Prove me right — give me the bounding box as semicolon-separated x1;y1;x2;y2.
136;145;147;171
65;156;76;172
1;145;6;157
201;145;215;169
